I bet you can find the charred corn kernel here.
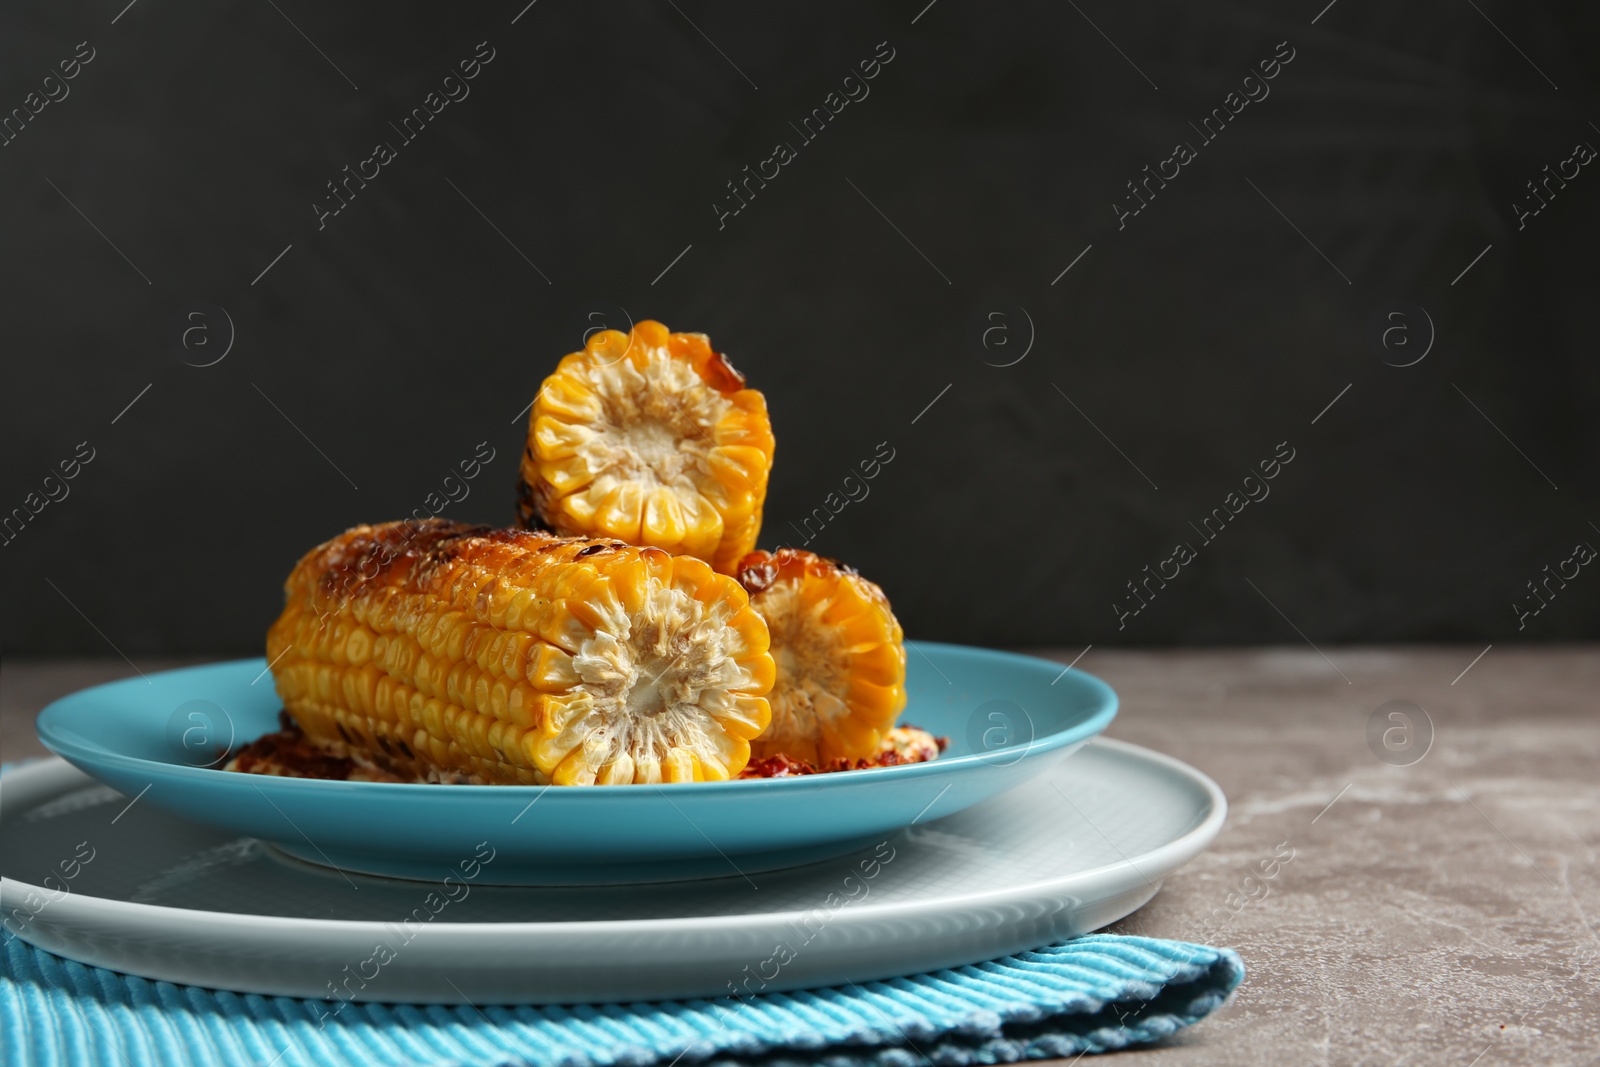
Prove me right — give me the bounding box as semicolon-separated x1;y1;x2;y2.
516;320;776;574
734;549;907;766
266;519;773;785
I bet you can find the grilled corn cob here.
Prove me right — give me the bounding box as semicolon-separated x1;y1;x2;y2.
517;320;775;574
734;549;906;765
266;519;774;785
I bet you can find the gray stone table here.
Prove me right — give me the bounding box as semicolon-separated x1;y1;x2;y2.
3;647;1597;1065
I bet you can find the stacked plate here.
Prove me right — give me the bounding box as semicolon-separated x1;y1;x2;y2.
3;644;1224;1004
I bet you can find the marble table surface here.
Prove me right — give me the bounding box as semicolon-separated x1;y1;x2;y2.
3;647;1597;1066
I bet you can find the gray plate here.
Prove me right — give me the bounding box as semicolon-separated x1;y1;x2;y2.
0;739;1225;1004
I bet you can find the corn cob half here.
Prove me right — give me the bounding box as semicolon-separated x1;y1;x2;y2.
266;519;774;785
517;320;775;574
734;549;906;766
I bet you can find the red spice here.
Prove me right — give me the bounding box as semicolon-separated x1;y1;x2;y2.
737;730;950;779
738;753;820;778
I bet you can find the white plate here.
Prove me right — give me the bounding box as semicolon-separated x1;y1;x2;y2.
0;739;1225;1005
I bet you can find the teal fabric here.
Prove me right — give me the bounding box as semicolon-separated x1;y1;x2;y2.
1;932;1242;1066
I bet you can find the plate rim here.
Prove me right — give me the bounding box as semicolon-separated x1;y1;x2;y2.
0;737;1225;937
33;643;1120;797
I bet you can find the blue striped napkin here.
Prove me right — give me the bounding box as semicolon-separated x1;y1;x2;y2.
1;931;1241;1066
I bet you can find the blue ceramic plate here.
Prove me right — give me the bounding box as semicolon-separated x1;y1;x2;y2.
36;643;1117;885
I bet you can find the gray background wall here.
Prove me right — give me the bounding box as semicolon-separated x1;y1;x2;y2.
2;0;1595;655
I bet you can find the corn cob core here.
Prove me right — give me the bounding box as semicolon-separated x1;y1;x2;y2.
267;519;774;785
518;320;775;574
735;549;907;766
